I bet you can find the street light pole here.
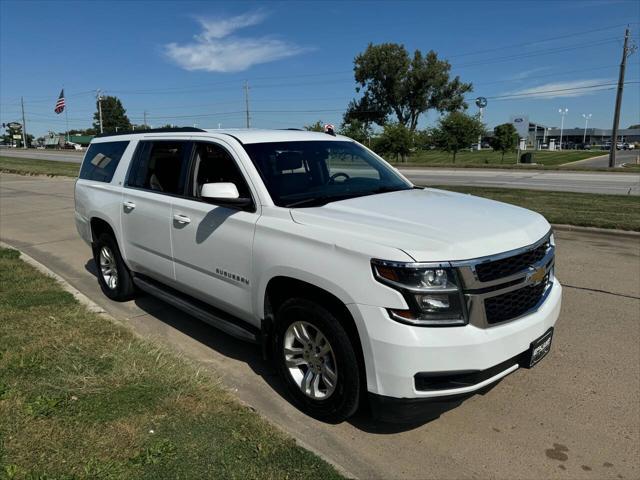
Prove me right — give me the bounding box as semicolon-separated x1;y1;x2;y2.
558;108;568;150
20;96;27;149
582;113;592;144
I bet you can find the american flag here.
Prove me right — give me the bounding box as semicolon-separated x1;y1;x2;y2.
54;89;65;114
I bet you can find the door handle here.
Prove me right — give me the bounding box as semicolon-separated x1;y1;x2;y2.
123;201;136;210
173;214;191;224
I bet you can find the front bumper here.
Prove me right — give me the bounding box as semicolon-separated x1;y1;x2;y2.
348;279;562;400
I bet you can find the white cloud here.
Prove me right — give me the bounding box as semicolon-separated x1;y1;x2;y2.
505;78;612;99
195;12;267;41
165;12;308;73
507;67;550;81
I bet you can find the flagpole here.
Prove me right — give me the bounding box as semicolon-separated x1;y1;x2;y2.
64;88;69;143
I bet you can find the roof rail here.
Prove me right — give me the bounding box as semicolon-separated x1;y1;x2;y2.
95;127;205;138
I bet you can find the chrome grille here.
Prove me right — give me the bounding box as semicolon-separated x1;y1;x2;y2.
452;232;555;328
484;274;549;324
475;240;549;282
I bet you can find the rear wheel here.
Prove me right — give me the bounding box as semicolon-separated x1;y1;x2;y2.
275;298;360;422
92;233;135;301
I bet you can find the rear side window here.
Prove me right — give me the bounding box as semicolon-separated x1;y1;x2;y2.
126;141;191;195
79;141;129;182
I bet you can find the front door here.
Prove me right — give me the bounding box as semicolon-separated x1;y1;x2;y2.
170;140;259;323
121;140;191;284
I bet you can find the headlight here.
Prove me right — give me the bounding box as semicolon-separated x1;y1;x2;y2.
371;260;467;327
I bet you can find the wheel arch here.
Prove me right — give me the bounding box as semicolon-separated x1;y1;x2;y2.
89;216;117;243
263;275;367;395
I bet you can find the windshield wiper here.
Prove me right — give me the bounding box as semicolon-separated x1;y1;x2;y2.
284;187;409;208
284;192;367;208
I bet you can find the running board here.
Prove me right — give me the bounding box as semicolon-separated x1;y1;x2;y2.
133;275;259;344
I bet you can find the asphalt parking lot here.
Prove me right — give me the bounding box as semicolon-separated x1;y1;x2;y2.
1;172;638;479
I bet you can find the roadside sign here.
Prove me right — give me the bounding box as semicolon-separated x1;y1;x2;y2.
12;134;22;139
7;122;22;130
475;97;488;108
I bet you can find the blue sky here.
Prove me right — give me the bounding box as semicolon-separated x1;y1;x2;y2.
1;0;639;137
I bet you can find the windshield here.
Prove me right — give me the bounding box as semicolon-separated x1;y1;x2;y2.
242;140;412;207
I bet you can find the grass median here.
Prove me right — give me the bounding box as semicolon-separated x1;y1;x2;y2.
0;248;343;480
0;156;79;177
393;149;605;167
433;186;640;231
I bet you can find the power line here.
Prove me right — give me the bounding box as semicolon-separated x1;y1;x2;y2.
448;22;637;59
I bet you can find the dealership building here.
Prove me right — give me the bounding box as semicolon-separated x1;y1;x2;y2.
504;115;639;147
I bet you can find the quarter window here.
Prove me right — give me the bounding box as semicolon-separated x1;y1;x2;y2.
127;141;191;195
79;141;129;182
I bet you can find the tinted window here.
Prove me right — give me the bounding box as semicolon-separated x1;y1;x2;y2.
79;141;129;182
127;141;191;195
190;142;251;199
243;141;411;207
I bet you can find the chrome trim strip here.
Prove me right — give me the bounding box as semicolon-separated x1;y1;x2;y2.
451;230;552;267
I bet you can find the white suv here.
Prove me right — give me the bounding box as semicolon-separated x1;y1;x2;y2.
74;128;562;421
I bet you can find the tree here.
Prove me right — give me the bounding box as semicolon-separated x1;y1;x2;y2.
629;124;640;129
303;120;325;132
339;119;372;144
373;123;413;162
489;123;518;162
93;96;132;133
413;128;435;151
345;43;473;132
1;125;32;147
433;112;484;163
68;128;97;136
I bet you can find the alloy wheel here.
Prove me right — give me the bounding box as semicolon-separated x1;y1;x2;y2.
283;321;338;400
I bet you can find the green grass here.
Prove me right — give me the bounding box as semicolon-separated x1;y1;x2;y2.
391;149;605;167
0;156;79;177
431;186;640;231
0;248;343;480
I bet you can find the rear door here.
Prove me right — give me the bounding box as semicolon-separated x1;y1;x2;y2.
121;140;192;284
170;140;259;323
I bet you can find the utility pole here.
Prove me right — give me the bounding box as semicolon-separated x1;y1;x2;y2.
143;110;148;129
96;89;104;133
609;27;636;167
20;97;27;149
244;81;250;128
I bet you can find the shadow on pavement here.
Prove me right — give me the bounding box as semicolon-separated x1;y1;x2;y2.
84;257;492;434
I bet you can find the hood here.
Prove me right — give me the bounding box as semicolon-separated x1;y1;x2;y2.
290;188;550;262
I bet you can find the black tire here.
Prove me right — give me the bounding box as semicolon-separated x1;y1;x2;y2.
92;232;135;301
275;298;360;422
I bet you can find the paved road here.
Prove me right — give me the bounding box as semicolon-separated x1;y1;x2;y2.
568;149;639;168
1;173;638;480
2;148;640;195
402;168;640;196
0;148;84;162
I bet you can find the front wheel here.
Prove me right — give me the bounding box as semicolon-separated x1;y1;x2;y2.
92;233;135;301
275;298;361;422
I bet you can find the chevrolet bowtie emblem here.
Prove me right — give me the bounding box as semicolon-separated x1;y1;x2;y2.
528;266;546;284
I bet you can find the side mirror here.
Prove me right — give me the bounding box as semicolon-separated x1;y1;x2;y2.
201;182;252;208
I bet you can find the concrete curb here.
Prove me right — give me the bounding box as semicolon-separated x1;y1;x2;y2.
0;240;357;479
551;224;640;238
0;241;112;317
